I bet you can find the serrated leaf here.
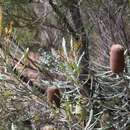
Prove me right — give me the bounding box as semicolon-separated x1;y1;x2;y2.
0;74;6;80
62;37;68;61
3;90;12;97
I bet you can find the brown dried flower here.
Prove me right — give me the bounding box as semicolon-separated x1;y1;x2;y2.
47;87;61;108
110;44;125;73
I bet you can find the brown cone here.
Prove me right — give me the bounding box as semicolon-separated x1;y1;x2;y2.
47;87;61;108
110;44;125;73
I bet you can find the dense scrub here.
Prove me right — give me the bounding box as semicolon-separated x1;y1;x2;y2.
0;0;130;130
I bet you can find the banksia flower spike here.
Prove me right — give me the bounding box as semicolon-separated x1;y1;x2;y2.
110;44;125;73
47;87;61;108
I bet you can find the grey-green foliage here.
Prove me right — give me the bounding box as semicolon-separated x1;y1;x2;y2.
2;0;31;4
1;0;130;129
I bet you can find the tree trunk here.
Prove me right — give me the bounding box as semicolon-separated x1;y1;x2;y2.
68;0;89;81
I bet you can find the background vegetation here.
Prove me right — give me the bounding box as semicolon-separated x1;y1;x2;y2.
0;0;130;130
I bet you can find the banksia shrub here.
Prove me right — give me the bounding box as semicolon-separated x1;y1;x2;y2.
47;87;61;108
110;44;125;73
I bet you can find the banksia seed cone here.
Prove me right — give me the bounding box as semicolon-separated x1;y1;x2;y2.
110;44;125;73
47;87;61;108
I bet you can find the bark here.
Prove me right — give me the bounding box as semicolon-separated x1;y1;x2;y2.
49;0;76;38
